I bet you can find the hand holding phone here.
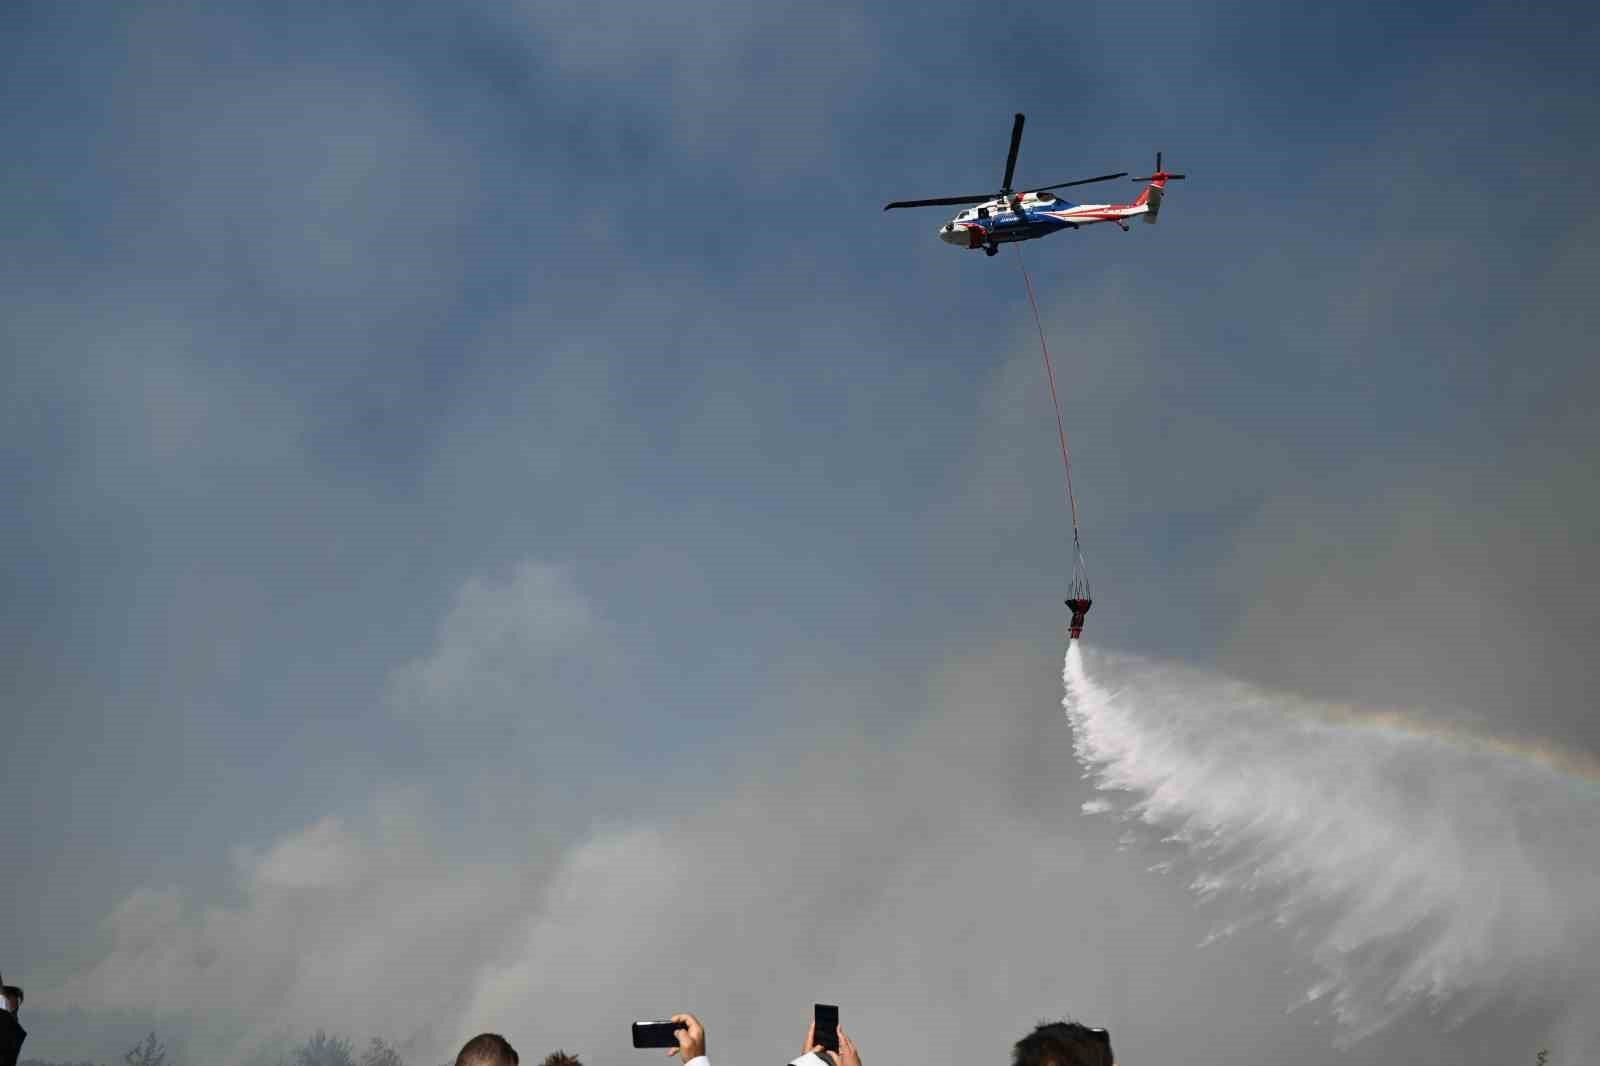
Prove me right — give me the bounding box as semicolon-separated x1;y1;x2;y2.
812;1005;839;1054
632;1021;685;1049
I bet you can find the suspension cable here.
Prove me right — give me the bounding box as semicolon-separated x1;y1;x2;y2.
1015;246;1091;613
1016;247;1080;537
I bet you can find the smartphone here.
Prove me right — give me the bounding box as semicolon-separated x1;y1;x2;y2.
632;1021;685;1049
813;1004;839;1053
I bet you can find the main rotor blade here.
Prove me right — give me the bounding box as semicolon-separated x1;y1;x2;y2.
1023;172;1128;193
883;194;998;211
1000;113;1025;193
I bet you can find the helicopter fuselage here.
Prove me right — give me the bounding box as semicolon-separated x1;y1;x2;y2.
938;184;1162;252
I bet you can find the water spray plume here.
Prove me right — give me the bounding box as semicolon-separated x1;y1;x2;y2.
1062;643;1600;1063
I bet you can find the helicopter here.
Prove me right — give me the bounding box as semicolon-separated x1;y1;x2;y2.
883;114;1184;256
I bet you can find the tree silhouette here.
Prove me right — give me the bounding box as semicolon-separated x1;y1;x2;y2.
292;1032;355;1066
123;1034;167;1066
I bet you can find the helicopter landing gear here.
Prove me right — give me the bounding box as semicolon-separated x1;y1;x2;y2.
984;243;998;257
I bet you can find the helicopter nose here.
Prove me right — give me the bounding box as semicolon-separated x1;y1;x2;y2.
941;223;982;249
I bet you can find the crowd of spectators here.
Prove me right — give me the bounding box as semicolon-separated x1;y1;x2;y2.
0;968;1116;1066
453;1009;1115;1066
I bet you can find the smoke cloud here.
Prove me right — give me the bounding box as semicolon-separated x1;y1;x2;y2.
41;640;1227;1066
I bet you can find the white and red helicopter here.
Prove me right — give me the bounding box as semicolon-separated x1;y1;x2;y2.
884;113;1184;257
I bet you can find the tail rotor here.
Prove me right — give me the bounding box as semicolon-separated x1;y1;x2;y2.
1131;152;1184;222
1131;151;1186;183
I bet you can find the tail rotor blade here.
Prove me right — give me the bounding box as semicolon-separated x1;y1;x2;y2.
1132;152;1184;181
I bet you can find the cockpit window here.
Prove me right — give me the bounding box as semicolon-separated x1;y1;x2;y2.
1036;192;1056;203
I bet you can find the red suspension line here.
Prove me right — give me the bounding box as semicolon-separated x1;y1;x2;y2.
1015;247;1081;537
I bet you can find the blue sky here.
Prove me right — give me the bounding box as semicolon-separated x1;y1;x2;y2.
3;2;1598;1064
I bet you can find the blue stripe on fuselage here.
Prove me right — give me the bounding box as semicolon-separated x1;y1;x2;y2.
964;201;1077;235
966;212;1076;241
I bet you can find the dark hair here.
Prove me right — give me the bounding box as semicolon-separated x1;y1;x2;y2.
1;987;21;1007
1012;1020;1112;1066
539;1052;581;1066
456;1034;519;1066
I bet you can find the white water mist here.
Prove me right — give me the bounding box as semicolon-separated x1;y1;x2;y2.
1063;642;1600;1064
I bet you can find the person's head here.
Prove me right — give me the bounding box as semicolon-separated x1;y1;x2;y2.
1;986;22;1014
1011;1020;1113;1066
456;1034;518;1066
539;1051;581;1066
